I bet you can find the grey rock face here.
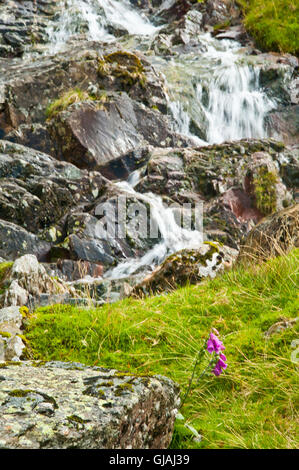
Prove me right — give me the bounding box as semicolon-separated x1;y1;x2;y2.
135;139;298;248
0;0;58;58
0;361;180;449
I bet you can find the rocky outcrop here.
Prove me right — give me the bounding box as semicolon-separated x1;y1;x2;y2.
131;242;238;297
47;92;185;179
0;254;76;310
135;139;298;248
0;361;180;449
0;44;172;148
238;203;299;263
0;140;107;260
0;0;58;58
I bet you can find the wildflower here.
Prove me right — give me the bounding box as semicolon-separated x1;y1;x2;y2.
212;355;228;376
206;332;225;354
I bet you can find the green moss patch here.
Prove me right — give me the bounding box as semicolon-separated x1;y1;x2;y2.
253;167;278;215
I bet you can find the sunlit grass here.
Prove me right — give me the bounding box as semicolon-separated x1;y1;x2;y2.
238;0;299;54
24;249;299;448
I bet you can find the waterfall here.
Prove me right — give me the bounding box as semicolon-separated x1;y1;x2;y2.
162;33;276;145
104;176;204;279
46;0;158;51
40;3;279;278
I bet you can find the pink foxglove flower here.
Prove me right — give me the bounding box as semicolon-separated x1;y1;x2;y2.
207;332;225;354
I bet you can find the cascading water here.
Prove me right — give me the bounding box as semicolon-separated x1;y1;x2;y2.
105;175;204;280
39;2;280;278
157;33;276;145
46;0;158;52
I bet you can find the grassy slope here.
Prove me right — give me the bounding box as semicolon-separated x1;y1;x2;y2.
238;0;299;55
24;249;299;449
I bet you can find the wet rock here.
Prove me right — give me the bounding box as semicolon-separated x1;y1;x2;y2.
47;92;182;178
50;184;162;267
131;242;238;296
0;0;58;58
256;53;298;106
156;9;204;48
266;105;299;147
238;203;299;263
0;361;180;449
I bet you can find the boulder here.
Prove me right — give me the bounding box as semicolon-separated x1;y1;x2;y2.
131;242;238;297
266;105;299;147
0;361;180;449
0;219;51;261
238;204;299;263
47;92;183;179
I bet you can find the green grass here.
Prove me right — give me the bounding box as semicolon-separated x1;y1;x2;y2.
24;249;299;448
45;88;96;120
238;0;299;55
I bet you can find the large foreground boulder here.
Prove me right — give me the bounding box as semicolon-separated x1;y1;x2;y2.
238;204;299;263
0;361;180;449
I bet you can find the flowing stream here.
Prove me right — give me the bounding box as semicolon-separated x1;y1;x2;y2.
44;0;280;279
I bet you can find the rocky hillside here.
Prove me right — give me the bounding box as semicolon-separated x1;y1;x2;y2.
0;0;298;449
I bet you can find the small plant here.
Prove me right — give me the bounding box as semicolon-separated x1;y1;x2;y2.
45;88;94;120
180;328;227;409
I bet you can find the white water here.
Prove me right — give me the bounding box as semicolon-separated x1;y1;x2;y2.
43;2;279;278
46;0;158;52
162;33;276;145
105;177;204;279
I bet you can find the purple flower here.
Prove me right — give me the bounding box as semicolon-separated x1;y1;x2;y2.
212;356;228;376
207;333;225;354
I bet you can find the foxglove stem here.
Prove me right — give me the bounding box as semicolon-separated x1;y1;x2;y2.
179;348;205;410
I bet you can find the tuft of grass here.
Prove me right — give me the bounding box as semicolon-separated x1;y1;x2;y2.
24;249;299;448
0;261;13;294
45;88;95;120
253;167;278;215
238;0;299;55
